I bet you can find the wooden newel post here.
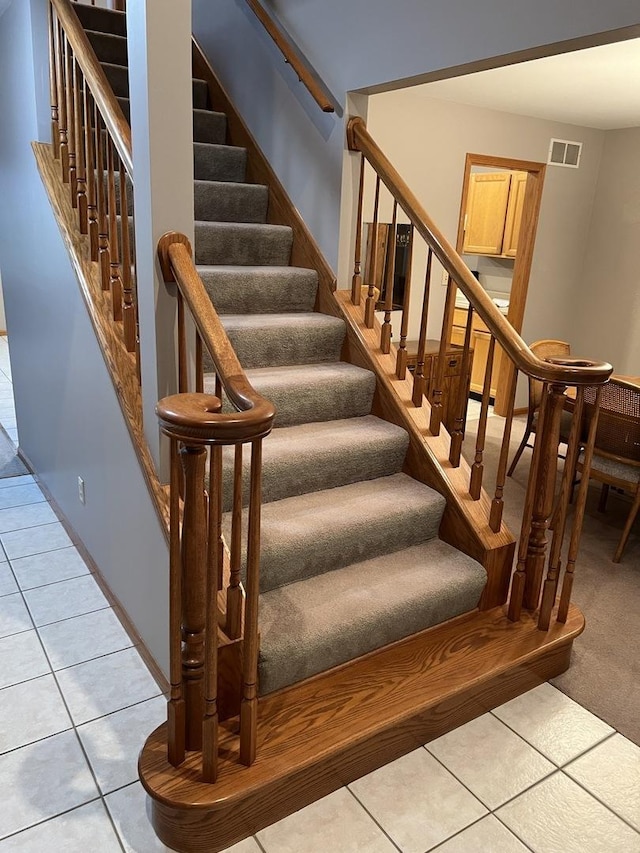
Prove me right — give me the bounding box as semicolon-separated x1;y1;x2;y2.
523;382;566;611
156;392;222;763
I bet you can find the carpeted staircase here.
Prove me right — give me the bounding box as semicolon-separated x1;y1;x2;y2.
75;2;487;696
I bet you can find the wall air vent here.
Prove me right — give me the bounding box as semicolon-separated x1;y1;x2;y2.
548;138;582;168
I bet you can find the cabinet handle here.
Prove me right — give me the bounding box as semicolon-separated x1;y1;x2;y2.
449;359;458;367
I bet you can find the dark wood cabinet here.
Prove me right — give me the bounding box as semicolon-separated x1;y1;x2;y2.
405;339;472;434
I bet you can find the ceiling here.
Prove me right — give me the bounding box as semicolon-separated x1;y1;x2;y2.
415;38;640;130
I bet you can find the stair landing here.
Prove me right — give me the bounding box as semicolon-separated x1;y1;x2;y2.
139;602;584;853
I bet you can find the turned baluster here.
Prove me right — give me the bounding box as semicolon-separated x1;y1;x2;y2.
157;393;223;756
48;4;59;159
538;388;585;630
177;291;188;393
64;37;77;204
226;444;244;639
411;247;432;407
167;438;185;765
489;366;518;532
106;140;123;322
240;439;263;766
73;61;88;233
395;224;414;380
558;386;603;623
351;154;365;306
195;334;204;393
469;336;495;499
54;19;69;179
428;277;456;434
508;389;549;621
449;303;473;466
119;164;136;352
203;445;222;782
94;106;110;290
380;201;397;354
83;88;98;260
523;382;567;611
364;176;381;329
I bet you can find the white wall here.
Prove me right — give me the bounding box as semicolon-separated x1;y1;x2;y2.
192;0;639;275
0;0;170;674
572;127;640;375
366;91;605;351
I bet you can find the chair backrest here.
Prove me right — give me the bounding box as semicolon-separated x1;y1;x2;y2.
528;339;572;410
584;379;640;466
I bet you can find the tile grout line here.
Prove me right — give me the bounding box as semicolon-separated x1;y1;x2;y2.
343;785;404;852
0;797;105;845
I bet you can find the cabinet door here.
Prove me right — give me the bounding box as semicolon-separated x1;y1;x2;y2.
502;171;527;257
470;331;502;397
462;173;511;255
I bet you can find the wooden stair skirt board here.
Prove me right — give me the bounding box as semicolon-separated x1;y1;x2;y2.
139;602;584;853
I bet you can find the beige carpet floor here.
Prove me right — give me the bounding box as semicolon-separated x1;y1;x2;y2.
463;413;640;745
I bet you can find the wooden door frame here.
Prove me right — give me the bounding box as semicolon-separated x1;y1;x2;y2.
454;153;546;415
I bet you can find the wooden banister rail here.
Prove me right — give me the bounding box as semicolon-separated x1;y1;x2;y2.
348;117;608;388
346;115;612;632
49;0;138;360
158;232;276;777
53;0;131;175
244;0;335;113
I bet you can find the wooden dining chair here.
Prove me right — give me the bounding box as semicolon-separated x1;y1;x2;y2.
508;339;573;476
577;379;640;563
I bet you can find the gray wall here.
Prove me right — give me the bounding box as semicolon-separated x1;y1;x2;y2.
572;127;640;375
0;0;169;674
192;0;639;274
366;91;605;353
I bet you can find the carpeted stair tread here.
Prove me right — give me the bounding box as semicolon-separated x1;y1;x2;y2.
194;180;268;224
73;3;126;37
241;362;374;426
222;415;410;509
258;539;487;694
194;142;247;183
115;99;227;144
101;62;209;108
224;473;447;594
206;362;374;427
219;312;344;368
85;30;128;66
195;222;292;267
197;266;317;314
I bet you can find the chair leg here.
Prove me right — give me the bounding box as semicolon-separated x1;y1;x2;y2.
508;428;532;477
613;488;640;563
598;483;610;513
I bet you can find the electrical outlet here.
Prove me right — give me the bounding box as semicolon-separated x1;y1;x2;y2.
441;269;450;287
78;476;85;505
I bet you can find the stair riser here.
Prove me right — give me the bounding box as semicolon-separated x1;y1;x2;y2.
216;322;344;370
86;30;128;66
223;487;445;593
198;268;318;315
221;423;409;510
73;4;126;36
194;144;247;182
194;182;268;224
195;224;292;267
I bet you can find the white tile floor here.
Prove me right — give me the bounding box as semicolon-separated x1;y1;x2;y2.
1;335;640;852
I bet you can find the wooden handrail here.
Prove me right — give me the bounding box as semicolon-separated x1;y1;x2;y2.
52;0;132;176
245;0;335;113
158;233;276;442
347;117;611;388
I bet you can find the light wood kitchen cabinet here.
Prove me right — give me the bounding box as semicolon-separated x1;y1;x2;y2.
462;171;527;258
451;307;502;397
